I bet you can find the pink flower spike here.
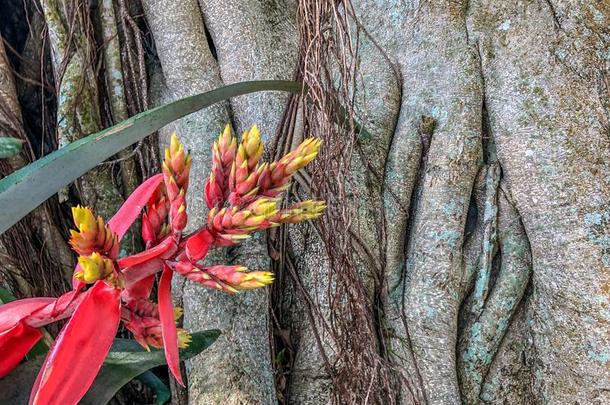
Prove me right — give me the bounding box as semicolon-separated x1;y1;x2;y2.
158;264;184;386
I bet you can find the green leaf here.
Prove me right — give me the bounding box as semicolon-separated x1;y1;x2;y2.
82;329;221;405
0;80;303;235
0;329;221;405
136;371;171;405
0;137;23;158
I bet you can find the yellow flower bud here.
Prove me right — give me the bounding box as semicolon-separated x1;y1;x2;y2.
72;206;96;234
75;252;114;284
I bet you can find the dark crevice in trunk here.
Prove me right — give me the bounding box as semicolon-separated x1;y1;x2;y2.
540;0;565;32
202;23;217;62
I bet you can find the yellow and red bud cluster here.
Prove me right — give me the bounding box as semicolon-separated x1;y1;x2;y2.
129;322;191;351
162;133;191;233
207;198;279;245
123;299;191;351
142;193;170;247
271;200;327;224
174;262;274;294
163;133;192;193
69;206;120;285
205;125;237;208
238;125;264;170
70;206;119;259
201;125;325;251
177;329;192;349
226;126;265;205
275;137;321;178
227;137;321;206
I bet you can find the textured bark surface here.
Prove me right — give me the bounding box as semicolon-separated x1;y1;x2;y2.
0;0;607;403
141;0;609;403
42;0;125;219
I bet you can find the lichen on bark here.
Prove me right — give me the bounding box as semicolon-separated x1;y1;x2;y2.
42;0;125;220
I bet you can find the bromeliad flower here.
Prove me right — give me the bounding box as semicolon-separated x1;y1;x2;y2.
70;205;119;259
0;124;325;405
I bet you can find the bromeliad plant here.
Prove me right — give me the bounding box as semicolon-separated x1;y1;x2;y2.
0;125;324;405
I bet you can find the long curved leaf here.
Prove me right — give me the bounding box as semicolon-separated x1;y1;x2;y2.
0;80;303;235
0;330;220;405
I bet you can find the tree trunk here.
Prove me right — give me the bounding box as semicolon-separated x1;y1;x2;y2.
1;0;608;404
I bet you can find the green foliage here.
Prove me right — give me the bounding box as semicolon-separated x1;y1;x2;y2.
136;371;171;405
0;137;23;158
0;286;14;303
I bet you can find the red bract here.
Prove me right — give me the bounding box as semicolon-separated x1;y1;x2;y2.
0;126;325;405
117;235;177;268
158;264;183;385
108;174;164;239
29;281;121;405
185;228;214;261
122;259;163;289
0;294;84;378
0;298;55;330
0;321;41;377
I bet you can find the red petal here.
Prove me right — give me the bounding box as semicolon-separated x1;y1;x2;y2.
117;235;177;268
185;229;213;262
25;289;84;328
122;274;155;302
158;265;183;386
141;213;156;245
0;321;42;378
0;298;54;331
122;259;163;289
108;174;164;240
29;281;121;405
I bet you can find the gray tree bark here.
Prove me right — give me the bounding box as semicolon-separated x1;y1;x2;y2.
142;1;609;404
138;0;610;404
